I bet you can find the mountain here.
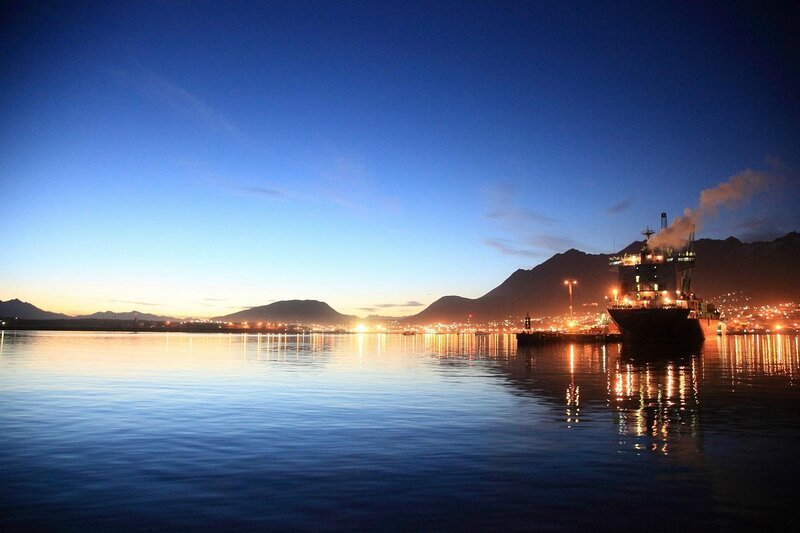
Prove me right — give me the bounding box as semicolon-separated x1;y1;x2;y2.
215;300;357;325
0;299;71;320
410;249;614;323
691;232;800;302
76;311;176;321
409;232;800;324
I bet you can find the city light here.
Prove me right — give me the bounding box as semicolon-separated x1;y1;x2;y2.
564;279;578;320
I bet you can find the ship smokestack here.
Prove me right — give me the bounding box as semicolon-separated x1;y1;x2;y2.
661;212;667;229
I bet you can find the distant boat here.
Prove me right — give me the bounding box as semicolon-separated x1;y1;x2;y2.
402;331;416;336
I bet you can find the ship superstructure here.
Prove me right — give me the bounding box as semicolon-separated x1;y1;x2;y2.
607;215;721;342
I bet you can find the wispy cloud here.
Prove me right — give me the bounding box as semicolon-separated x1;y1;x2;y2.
483;238;541;258
111;65;247;142
224;184;286;199
486;183;559;226
311;152;402;213
522;234;578;251
483;182;580;258
93;298;161;307
373;301;425;308
224;302;271;309
606;197;633;214
178;159;288;201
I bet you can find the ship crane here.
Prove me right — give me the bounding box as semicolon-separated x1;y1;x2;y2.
680;226;697;295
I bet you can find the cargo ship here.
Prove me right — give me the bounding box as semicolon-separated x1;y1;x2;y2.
607;215;721;342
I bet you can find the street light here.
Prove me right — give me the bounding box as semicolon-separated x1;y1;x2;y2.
564;279;577;320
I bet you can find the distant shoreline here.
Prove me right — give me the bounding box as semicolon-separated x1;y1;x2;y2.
0;318;343;335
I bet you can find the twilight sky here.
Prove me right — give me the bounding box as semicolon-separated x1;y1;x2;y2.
2;1;799;318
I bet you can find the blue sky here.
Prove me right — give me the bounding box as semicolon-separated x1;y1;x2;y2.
2;1;798;317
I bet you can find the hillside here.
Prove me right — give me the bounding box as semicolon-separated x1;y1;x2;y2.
215;300;357;326
410;249;614;323
0;299;71;320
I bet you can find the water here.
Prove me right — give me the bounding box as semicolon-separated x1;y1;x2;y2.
1;331;798;530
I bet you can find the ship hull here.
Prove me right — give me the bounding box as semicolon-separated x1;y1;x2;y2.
608;307;715;342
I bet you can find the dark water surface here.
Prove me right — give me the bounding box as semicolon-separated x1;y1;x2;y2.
1;331;798;530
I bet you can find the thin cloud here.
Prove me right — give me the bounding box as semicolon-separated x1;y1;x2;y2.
486;208;559;225
483;181;579;258
358;307;378;312
226;184;286;199
178;160;288;201
485;182;560;226
111;65;246;142
373;301;425;308
224;303;270;309
93;298;161;307
606;197;633;214
313;153;401;213
483;238;541;258
523;234;579;252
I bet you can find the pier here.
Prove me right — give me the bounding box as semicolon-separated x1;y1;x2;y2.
516;331;623;345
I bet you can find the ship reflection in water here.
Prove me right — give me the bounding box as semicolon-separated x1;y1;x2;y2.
1;331;799;530
515;342;704;456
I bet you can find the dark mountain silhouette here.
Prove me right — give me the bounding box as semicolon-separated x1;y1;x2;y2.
0;299;71;320
409;249;614;323
691;232;800;303
76;311;176;321
215;300;357;325
409;232;800;324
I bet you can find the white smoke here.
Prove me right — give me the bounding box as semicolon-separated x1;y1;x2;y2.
649;169;768;249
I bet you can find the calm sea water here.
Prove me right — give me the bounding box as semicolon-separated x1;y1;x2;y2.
1;331;798;531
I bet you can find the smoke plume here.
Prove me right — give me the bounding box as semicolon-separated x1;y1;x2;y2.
649;170;768;249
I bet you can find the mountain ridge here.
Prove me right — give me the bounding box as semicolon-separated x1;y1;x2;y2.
76;311;177;321
214;299;358;325
0;299;71;320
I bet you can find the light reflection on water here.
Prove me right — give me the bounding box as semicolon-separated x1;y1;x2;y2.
1;331;798;530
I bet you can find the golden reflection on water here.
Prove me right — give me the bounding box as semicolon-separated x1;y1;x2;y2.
609;358;700;454
511;334;799;456
722;334;799;382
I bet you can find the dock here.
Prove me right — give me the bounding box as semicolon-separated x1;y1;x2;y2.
516;331;623;345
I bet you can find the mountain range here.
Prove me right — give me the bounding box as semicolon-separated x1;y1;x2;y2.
0;300;175;322
3;232;799;325
78;311;178;321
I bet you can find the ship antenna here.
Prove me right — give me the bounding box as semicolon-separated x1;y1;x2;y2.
641;227;655;240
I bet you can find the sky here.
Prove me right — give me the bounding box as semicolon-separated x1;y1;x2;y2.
2;0;799;318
